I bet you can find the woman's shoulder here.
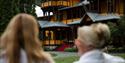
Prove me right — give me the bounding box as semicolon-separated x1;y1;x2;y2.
103;53;125;62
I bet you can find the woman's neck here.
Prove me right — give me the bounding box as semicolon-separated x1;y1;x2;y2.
78;46;95;56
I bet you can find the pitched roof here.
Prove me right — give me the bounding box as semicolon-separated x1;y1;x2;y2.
58;5;82;11
67;19;83;25
38;20;69;28
78;0;90;5
38;20;49;28
86;12;120;22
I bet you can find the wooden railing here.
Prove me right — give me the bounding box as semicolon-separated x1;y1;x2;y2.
41;1;73;8
42;40;63;45
62;18;80;24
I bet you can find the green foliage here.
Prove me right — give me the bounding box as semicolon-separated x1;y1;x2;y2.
108;16;125;48
108;48;125;53
0;0;12;32
116;54;125;59
44;48;53;51
0;0;36;34
64;47;77;52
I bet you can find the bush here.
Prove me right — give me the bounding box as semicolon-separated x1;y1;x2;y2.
108;16;125;48
108;47;125;53
64;47;77;52
44;47;53;51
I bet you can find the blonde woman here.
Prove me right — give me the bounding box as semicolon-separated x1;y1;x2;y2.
0;13;55;63
74;23;125;63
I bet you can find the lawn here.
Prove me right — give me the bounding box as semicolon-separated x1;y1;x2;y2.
116;54;125;59
54;56;79;63
54;54;125;63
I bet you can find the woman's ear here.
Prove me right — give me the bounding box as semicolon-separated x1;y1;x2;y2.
75;39;82;46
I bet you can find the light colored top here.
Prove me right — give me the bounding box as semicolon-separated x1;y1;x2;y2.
0;49;29;63
73;50;125;63
0;49;55;63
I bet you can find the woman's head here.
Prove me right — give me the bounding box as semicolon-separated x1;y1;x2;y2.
0;13;43;63
75;23;110;55
1;13;40;49
77;23;110;48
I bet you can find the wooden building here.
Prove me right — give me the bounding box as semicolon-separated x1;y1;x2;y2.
37;0;125;51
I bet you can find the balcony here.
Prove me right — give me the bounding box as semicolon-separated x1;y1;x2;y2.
41;1;72;8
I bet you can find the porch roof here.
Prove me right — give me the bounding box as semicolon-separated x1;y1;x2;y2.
67;19;83;25
38;20;69;28
38;20;49;28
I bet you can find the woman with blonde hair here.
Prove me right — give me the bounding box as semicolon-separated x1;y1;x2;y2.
74;23;125;63
0;13;55;63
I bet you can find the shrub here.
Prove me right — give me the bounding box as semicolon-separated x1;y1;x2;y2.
108;47;125;53
64;47;77;52
44;47;53;51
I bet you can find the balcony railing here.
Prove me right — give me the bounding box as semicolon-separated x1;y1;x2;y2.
41;1;73;8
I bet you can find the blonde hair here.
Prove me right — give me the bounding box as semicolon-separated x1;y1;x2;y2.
77;23;110;48
0;13;54;63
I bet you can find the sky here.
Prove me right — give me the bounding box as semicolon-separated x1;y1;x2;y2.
35;5;44;17
35;5;53;17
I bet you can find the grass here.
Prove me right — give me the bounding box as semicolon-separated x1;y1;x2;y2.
54;54;125;63
116;54;125;59
54;56;79;63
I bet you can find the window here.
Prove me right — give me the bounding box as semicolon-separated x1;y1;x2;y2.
107;0;116;13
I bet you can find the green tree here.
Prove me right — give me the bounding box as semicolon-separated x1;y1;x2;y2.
0;0;36;35
0;0;12;33
108;16;125;49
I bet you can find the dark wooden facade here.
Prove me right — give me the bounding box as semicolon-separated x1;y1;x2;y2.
38;0;125;48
